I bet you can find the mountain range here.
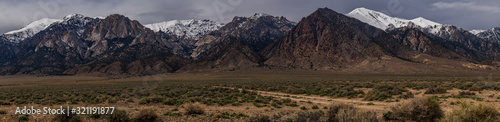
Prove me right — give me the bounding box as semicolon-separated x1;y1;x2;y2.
0;7;499;75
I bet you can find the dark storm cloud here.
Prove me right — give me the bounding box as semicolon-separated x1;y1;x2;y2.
0;0;499;33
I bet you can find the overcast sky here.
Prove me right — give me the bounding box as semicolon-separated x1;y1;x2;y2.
0;0;499;33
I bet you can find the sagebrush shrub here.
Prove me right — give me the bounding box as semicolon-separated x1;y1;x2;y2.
184;102;205;115
387;97;443;121
133;109;158;122
424;87;447;94
364;85;413;101
327;103;379;122
441;102;500;122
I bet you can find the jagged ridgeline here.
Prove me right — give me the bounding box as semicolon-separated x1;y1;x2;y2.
0;8;499;75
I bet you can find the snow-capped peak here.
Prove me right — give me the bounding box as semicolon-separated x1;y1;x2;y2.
5;18;61;35
2;18;62;43
1;13;97;43
144;19;224;40
346;7;441;31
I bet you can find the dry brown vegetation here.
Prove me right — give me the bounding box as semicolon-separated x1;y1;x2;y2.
327;103;378;122
184;102;205;115
386;97;443;121
441;102;500;122
0;71;499;121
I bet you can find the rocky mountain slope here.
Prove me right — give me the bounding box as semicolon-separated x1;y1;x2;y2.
477;26;500;44
264;8;497;73
418;25;500;61
0;14;188;75
0;38;16;64
265;8;390;70
144;19;224;41
347;7;500;61
144;19;225;58
191;13;295;58
179;13;295;71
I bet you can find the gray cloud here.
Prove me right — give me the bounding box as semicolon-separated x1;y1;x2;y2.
433;2;500;13
0;0;499;33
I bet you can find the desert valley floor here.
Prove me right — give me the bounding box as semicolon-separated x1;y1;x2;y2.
0;70;499;121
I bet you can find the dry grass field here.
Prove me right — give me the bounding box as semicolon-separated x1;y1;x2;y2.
0;70;500;121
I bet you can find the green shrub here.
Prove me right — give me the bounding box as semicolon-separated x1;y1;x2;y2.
327;103;378;122
150;96;164;103
164;112;182;116
441;102;500;122
248;114;270;122
184;102;205;115
1;101;11;105
163;98;182;106
0;110;6;114
387;97;443;121
234;113;249;118
458;91;476;96
364;85;413;101
299;106;308;110
383;111;392;120
171;108;179;111
138;98;150;104
19;114;29;121
281;98;292;103
312;105;319;109
450;101;457;105
133;109;158;122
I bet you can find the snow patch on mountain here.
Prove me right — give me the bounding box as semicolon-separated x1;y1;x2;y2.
250;13;273;20
470;29;486;35
346;7;441;31
59;13;97;36
419;24;458;36
1;13;99;43
410;17;441;28
190;13;295;59
145;19;224;40
477;27;500;44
